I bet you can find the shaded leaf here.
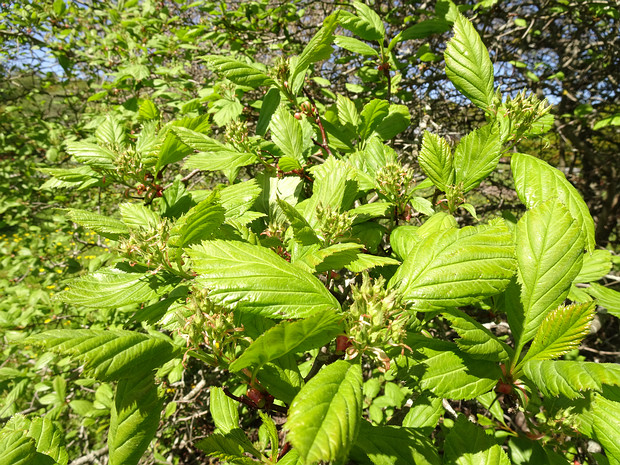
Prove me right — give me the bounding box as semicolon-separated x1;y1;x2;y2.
256;87;281;136
444;416;510;465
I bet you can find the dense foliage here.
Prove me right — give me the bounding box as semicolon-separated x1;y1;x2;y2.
1;1;619;464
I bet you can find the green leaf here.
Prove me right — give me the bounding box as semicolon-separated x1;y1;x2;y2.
28;417;69;465
230;311;342;372
349;202;393;224
389;220;515;309
119;203;160;230
350;421;441;465
337;94;361;128
511;200;584;349
67;209;129;240
256;88;281;136
593;113;620;131
203;55;274;88
170;191;225;247
511;152;596;253
138;100;160;121
26;329;180;382
375;104;411;141
346;253;400;272
195;433;257;465
414;339;502;400
400;19;451;40
351;1;385;40
188;240;340;318
523;360;620;399
454;124;501;193
592;394;620;464
256;356;303;404
402;392;445;431
443;309;511;362
65;142;116;169
156;115;211;170
444;416;510;465
270;107;306;163
296;243;364;273
444;14;495;109
108;376;162;465
520;302;595;366
0;432;36;465
574;250;612;283
96;117;126;148
210;387;239;433
60;269;176;308
219;179;263;222
277;198;320;246
334;35;378;56
290;12;339;92
586;283;620;318
173;126;257;172
258;411;279;459
287;360;362;464
359;99;390;141
418;132;454;192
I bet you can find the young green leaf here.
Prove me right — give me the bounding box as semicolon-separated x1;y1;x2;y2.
402;392;445;431
59;269;177;308
170;191;225;247
375;104;412;141
400;19;452;41
444;14;495;109
295;243;363;273
519;302;594;366
219;179;263;221
523;360;620;399
256;87;281;136
592;394;620;465
119;202;160;230
359;99;390;141
418;131;454;192
444;416;510;465
351;0;385;40
270;107;306;163
189;240;341;318
108;376;162;465
511;200;584;350
65;142;117;170
210;387;239;433
337;94;361;128
255;355;303;404
349;421;440;465
334;35;378;56
203;55;275;88
443;309;511;362
229;311;343;372
511;152;596;253
27;417;69;465
287;360;362;464
389;220;515;309
0;432;36;465
453;123;501;193
67;208;129;240
26;329;181;381
156;114;211;170
586;283;620;318
573;249;612;283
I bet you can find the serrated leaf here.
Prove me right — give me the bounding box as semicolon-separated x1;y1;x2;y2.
28;417;69;465
592;394;620;464
0;432;36;465
523;360;620;399
277;198;320;246
270;107;306;163
295;243;363;273
109;376;162;465
219;179;262;221
138;100;160;121
60;269;176;308
67;209;129;240
203;55;274;88
586;283;620;318
520;302;594;365
444;416;510;465
337;94;361;128
170;191;225;247
346;253;400;272
350;421;441;465
26;329;180;381
511;152;596;253
443;309;511;362
65;142;116;169
287;360;362;464
375;104;411;141
119;202;160;230
349;202;393;225
195;433;257;465
256;87;281;136
444;14;494;109
351;1;385;40
256;356;303;404
188;240;340;318
334;35;378;56
290;13;339;91
418;131;454;192
96;117;126;148
402;392;445;431
415;339;502;399
400;19;451;40
454;124;501;193
156;114;211;170
359;99;390;140
574;250;612;283
210;387;239;433
389;221;515;309
230;311;342;372
511;200;584;349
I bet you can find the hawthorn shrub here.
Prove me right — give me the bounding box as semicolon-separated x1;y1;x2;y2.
2;5;620;465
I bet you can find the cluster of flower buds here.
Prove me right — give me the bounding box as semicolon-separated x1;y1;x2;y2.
316;202;355;246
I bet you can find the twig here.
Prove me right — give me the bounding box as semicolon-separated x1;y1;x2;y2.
69;446;109;465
